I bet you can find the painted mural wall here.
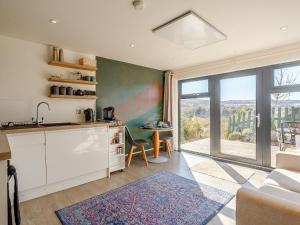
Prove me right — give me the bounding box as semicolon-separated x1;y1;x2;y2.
96;57;164;152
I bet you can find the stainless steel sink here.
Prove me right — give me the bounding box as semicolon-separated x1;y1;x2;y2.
1;122;80;130
41;122;80;127
1;124;40;130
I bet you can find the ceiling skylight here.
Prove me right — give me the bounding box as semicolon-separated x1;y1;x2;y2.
153;11;226;50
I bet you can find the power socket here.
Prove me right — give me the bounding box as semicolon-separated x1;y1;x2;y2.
76;109;82;114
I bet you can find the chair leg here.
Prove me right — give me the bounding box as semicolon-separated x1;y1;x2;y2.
140;145;148;166
169;141;173;152
127;145;135;167
166;141;171;158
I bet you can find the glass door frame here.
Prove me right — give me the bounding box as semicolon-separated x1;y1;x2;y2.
212;69;264;166
178;60;300;168
262;61;300;167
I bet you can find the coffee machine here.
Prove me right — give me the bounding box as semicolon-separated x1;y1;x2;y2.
100;106;123;126
103;107;115;121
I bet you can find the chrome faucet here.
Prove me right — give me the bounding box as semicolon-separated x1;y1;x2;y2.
35;102;51;125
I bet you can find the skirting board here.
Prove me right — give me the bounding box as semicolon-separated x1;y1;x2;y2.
18;169;109;202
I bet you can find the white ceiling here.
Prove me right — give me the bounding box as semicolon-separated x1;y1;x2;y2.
1;0;300;70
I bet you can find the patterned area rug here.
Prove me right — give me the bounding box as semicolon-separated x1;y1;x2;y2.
56;171;234;225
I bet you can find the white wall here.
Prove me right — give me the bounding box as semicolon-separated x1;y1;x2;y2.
174;42;300;80
172;42;300;150
0;35;96;124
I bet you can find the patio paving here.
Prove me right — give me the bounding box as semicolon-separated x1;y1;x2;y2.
181;138;299;167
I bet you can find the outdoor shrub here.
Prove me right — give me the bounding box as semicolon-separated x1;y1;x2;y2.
228;132;242;141
183;116;205;141
240;128;254;142
271;131;279;146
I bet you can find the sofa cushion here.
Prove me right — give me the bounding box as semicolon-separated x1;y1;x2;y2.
264;169;300;193
259;184;300;206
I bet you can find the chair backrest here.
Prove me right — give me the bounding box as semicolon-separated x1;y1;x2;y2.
125;126;135;145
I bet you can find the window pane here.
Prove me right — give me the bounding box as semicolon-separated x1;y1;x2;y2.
182;80;208;95
220;75;256;160
270;92;300;167
274;65;300;86
180;97;210;155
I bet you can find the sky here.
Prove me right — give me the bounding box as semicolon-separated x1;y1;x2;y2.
274;66;300;86
182;75;256;101
220;75;256;101
182;74;300;102
182;79;208;94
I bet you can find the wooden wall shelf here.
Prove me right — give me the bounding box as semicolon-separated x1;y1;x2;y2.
48;95;97;100
48;61;97;72
48;78;98;85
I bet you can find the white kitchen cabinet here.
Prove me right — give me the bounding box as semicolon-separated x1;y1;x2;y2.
0;160;7;225
46;127;109;184
7;132;46;192
109;126;125;173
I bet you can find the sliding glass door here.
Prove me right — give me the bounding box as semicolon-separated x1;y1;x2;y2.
214;71;263;165
179;70;263;166
179;61;300;168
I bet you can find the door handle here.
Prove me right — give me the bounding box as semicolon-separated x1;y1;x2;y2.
256;113;261;128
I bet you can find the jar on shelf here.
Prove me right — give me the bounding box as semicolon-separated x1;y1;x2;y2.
58;48;64;62
59;86;66;95
117;146;122;154
115;133;120;144
52;47;59;61
118;132;123;144
50;85;59;95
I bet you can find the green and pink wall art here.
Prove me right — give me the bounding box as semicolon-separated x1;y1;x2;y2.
96;57;164;152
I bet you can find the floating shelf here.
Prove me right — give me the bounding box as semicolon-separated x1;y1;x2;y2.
112;154;125;157
48;95;97;100
48;77;98;85
48;61;97;72
110;143;125;146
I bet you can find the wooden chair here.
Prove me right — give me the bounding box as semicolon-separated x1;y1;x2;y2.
159;131;173;158
125;127;148;167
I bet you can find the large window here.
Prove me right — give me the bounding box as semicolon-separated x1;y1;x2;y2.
179;79;210;155
180;98;210;154
270;64;300;167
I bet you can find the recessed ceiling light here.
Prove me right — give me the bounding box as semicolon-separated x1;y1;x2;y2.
132;0;145;10
280;26;288;31
129;43;135;48
49;19;58;24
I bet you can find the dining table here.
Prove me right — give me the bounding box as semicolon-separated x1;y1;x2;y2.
139;126;173;163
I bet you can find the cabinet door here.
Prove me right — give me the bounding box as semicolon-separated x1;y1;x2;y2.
46;127;109;184
7;132;46;191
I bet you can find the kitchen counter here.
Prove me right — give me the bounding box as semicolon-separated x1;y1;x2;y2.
0;121;109;161
4;122;111;201
0;132;11;161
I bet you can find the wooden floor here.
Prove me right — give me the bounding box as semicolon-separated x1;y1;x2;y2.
20;151;269;225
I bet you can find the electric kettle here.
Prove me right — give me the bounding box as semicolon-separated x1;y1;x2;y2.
84;108;94;122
